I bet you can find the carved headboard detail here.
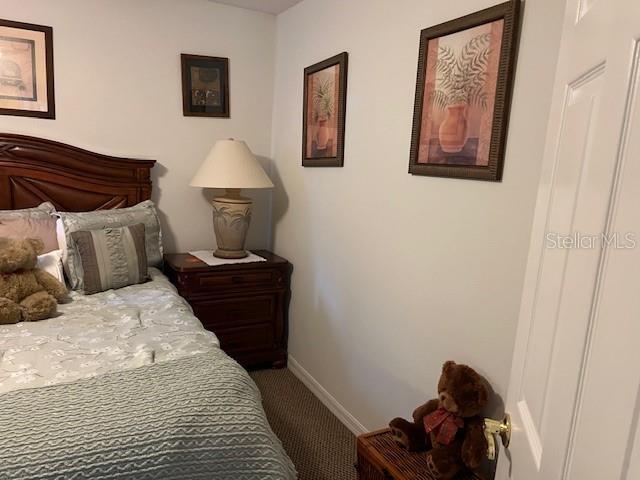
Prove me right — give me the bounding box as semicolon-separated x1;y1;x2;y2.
0;134;156;211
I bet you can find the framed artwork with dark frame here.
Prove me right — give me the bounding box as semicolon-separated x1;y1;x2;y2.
302;52;348;167
181;54;229;118
408;0;521;181
0;19;55;119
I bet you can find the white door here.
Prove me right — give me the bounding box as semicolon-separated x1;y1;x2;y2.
497;0;640;478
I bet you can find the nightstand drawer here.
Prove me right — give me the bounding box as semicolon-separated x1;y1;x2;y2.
193;295;274;328
193;269;280;292
216;323;274;352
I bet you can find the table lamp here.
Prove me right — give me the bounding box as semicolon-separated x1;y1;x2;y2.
190;139;274;259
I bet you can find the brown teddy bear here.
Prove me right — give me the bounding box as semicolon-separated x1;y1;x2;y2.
389;361;489;480
0;237;68;324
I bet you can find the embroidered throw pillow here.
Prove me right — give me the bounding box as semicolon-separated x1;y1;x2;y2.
58;200;162;290
71;223;148;295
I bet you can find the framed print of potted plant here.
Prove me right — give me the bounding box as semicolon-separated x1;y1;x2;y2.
0;19;55;119
302;52;348;167
181;54;229;118
408;0;521;181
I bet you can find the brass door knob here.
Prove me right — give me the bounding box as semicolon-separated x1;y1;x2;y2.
483;414;512;460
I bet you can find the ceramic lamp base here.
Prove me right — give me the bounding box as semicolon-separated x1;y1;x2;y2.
211;188;252;259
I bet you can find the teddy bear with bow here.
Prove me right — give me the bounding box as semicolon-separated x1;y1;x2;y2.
389;361;489;479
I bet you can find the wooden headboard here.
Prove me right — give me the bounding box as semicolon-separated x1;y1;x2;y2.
0;134;156;211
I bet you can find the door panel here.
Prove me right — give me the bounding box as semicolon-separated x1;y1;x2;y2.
519;67;604;433
563;40;640;479
498;0;639;478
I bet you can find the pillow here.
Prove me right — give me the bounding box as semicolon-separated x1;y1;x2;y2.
57;200;162;290
0;217;59;253
37;249;65;284
0;202;56;221
56;217;69;271
71;223;148;295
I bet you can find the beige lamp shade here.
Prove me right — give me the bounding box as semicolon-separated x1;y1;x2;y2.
190;139;274;189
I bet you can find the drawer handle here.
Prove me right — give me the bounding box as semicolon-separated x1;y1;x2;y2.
231;276;245;283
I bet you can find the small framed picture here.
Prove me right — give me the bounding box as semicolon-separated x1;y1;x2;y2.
181;54;229;118
0;19;55;119
409;1;521;181
302;52;348;167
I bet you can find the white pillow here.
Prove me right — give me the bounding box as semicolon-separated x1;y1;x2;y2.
55;218;68;268
37;249;65;284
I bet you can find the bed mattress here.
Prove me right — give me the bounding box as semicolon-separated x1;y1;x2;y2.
0;268;218;394
0;269;296;479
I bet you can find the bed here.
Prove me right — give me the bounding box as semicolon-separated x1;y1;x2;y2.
0;134;296;479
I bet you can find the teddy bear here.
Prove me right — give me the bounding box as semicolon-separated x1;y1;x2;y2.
389;361;489;480
0;237;68;324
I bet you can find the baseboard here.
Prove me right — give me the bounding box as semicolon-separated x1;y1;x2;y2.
287;354;368;436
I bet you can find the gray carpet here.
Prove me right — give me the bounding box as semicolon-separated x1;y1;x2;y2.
250;368;357;480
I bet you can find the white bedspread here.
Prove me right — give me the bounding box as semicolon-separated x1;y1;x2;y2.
0;268;220;394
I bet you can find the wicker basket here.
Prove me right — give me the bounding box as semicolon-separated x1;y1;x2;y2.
356;429;477;480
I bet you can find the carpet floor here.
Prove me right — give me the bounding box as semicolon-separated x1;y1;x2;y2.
250;368;358;480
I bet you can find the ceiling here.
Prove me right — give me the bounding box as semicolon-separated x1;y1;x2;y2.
209;0;303;15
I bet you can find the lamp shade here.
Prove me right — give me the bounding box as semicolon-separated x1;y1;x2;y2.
190;139;274;189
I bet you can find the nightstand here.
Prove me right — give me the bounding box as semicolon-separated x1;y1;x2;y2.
163;250;292;369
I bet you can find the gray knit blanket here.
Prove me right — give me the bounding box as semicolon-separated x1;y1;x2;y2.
0;350;296;479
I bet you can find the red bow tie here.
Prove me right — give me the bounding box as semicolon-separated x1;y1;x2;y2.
423;407;465;445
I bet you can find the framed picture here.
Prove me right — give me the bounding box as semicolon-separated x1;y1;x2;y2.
408;0;521;181
181;54;229;118
302;52;348;167
0;19;55;119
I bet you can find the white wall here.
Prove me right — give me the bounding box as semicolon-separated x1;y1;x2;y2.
271;0;564;430
0;0;276;253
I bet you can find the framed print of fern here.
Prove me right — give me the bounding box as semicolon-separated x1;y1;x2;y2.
409;0;521;181
302;52;348;167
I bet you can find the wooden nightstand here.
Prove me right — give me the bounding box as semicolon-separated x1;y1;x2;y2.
163;250;292;369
